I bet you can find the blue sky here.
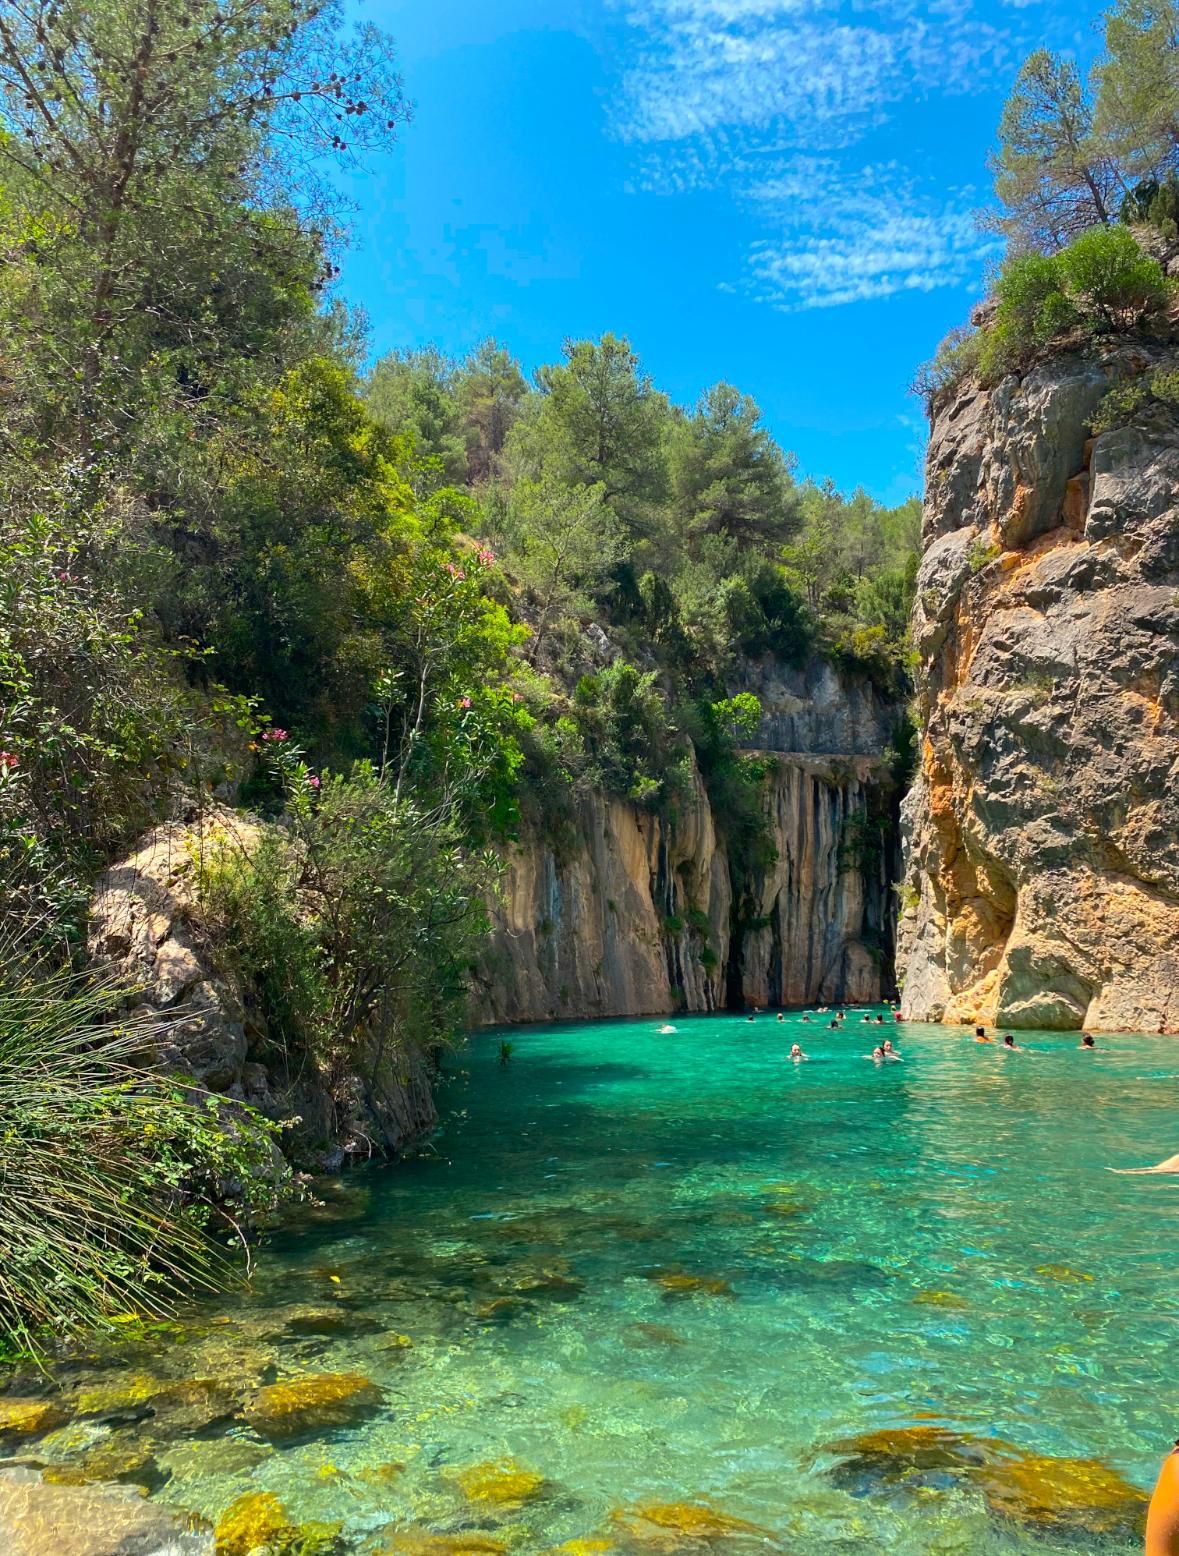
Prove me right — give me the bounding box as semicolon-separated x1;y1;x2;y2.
340;0;1102;504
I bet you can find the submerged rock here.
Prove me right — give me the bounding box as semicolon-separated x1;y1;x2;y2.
213;1490;343;1556
0;1399;67;1440
821;1424;1148;1540
645;1269;735;1300
379;1532;507;1556
451;1458;547;1508
611;1500;778;1550
243;1372;383;1439
912;1289;969;1310
979;1448;1148;1540
0;1465;212;1556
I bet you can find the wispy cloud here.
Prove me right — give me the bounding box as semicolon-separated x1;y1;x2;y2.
608;0;1029;310
745;207;998;310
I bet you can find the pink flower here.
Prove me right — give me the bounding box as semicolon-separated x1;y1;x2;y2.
510;691;521;703
459;697;472;710
56;570;70;582
0;751;17;770
478;548;496;567
443;561;466;580
307;774;320;789
261;728;288;743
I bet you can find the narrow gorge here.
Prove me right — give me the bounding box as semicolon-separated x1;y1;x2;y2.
478;662;901;1022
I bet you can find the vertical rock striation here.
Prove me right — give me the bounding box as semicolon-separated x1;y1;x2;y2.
898;351;1179;1032
476;750;895;1024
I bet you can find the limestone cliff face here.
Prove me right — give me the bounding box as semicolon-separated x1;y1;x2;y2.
477;748;895;1025
898;350;1179;1032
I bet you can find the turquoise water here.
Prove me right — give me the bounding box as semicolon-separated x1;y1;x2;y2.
10;1010;1179;1552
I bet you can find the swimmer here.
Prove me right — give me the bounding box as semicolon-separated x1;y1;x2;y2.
777;1011;785;1022
828;1019;839;1029
801;1015;810;1023
657;1024;677;1034
881;1038;902;1061
1147;1445;1179;1556
746;1014;755;1023
1079;1034;1096;1049
866;1046;885;1062
1111;1152;1179;1175
874;1014;884;1024
788;1042;809;1063
862;1014;871;1023
1001;1033;1022;1051
975;1025;991;1043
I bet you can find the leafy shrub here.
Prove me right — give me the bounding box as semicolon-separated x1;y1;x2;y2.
1091;364;1179;433
1057;225;1169;327
573;661;679;806
911;325;984;411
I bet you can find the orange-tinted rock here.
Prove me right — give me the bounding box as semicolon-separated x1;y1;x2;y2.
242;1372;382;1439
452;1458;546;1507
980;1449;1148;1538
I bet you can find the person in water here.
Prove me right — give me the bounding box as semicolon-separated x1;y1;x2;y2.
1147;1445;1179;1556
1001;1034;1022;1051
788;1042;808;1062
1080;1034;1096;1049
867;1046;885;1062
975;1026;991;1043
881;1038;902;1061
1112;1152;1179;1175
777;1011;785;1023
828;1019;839;1029
874;1013;884;1024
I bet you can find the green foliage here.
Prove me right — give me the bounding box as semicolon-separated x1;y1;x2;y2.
964;228;1170;385
990;49;1119;251
911;325;984;411
968;537;1002;574
1096;0;1179;183
666;381;799;551
1092;363;1179;430
573;662;680;807
0;950;284;1358
1056;224;1170;326
203;763;500;1138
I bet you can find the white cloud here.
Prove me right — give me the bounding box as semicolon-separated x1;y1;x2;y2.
606;0;1026;311
742;204;1000;310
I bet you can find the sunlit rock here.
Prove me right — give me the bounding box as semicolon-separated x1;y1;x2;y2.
0;1400;67;1439
451;1458;547;1508
242;1372;382;1439
0;1465;211;1556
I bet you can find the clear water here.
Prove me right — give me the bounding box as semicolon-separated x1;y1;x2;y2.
11;1010;1179;1553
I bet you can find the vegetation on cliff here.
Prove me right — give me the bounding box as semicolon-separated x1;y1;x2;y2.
918;0;1179;411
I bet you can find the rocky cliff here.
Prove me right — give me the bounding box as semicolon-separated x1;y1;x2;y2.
478;665;901;1023
897;348;1179;1031
89;811;437;1167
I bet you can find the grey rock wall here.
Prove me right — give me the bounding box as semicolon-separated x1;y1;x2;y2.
898;349;1179;1031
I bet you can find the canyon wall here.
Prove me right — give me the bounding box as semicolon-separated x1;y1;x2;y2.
897;349;1179;1031
477;666;900;1024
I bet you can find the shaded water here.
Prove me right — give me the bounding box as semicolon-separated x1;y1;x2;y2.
6;1009;1179;1553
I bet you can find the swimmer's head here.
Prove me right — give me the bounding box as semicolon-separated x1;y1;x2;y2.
975;1026;986;1038
1003;1034;1015;1047
790;1043;802;1057
1082;1034;1095;1048
872;1046;884;1059
882;1039;893;1052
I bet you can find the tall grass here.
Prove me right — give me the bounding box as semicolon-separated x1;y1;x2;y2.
0;951;273;1360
